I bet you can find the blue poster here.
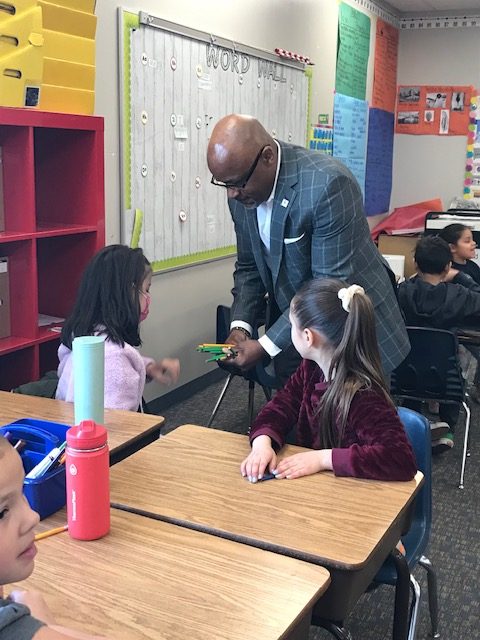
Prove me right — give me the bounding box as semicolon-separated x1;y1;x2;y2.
333;93;368;197
365;108;394;216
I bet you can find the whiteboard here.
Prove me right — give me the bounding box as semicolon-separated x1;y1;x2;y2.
119;9;309;271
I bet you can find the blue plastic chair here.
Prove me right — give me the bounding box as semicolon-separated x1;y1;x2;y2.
373;407;439;640
207;305;281;427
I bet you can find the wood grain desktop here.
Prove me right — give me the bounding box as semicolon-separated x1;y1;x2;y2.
0;391;164;464
109;424;423;620
11;509;330;640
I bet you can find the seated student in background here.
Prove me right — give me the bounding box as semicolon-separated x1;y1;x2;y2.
0;437;110;639
398;235;480;451
56;245;180;411
438;223;480;284
240;278;416;483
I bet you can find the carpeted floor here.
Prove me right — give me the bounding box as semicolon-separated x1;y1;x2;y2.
155;372;479;640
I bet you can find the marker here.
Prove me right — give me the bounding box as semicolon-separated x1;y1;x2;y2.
25;442;67;480
1;431;12;442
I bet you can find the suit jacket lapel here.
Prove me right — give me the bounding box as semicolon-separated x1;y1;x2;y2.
269;142;298;285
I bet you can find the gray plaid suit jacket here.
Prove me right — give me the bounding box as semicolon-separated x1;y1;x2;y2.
228;141;410;374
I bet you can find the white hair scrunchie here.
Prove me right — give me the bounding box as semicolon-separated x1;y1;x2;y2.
338;284;365;312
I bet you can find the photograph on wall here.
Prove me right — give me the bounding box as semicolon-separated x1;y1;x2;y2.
425;92;447;109
452;91;465;111
396;84;473;135
398;86;420;103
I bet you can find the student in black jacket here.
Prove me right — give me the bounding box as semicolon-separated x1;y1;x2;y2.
398;235;480;451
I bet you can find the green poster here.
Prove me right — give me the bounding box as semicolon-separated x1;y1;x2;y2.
336;3;371;101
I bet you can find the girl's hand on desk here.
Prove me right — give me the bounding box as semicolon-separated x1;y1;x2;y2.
241;435;277;483
147;358;180;385
273;450;332;479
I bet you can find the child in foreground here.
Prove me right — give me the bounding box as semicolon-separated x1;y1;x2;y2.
56;245;180;411
0;437;109;639
241;278;416;482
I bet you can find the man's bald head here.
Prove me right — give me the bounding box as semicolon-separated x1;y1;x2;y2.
207;115;278;208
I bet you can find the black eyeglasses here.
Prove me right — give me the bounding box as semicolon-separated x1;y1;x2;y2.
210;145;267;189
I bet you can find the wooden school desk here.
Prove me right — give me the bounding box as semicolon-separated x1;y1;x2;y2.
109;424;423;637
11;509;330;640
0;391;163;464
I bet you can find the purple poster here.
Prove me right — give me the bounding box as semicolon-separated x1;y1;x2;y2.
365;108;394;216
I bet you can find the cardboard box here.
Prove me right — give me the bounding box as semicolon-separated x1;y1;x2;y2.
377;234;420;279
0;257;11;339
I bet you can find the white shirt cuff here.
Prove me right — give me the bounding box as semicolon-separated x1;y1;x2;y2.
258;334;281;358
230;320;253;336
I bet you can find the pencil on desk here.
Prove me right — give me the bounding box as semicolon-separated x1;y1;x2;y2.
35;525;68;541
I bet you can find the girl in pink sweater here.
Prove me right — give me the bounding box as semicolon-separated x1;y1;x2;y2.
56;245;179;411
241;278;416;482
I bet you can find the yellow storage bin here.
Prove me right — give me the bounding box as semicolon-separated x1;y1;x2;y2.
42;28;94;65
0;5;43;107
39;82;94;114
44;56;94;90
46;0;96;13
0;1;38;23
0;5;43;55
0;49;43;107
38;1;96;39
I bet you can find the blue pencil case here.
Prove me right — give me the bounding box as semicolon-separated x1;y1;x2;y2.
0;418;70;520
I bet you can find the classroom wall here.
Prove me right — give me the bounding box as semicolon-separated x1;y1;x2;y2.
391;26;480;210
94;0;370;400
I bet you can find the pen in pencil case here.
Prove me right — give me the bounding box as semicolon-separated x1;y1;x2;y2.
25;442;67;480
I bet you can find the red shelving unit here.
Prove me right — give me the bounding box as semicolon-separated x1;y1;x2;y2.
0;107;105;390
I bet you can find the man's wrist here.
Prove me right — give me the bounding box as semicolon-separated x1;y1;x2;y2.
231;326;251;338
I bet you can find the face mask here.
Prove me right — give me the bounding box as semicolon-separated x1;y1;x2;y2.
139;292;151;322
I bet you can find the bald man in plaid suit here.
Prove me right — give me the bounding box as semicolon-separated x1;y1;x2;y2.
207;115;409;381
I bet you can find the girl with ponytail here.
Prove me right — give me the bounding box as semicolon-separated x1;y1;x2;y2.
241;278;416;482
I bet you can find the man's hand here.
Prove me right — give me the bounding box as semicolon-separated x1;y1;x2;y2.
223;334;267;371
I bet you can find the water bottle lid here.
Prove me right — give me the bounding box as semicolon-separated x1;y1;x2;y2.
66;420;107;449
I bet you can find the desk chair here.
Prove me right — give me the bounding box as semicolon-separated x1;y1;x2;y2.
373;408;439;640
391;326;471;489
207;305;281;428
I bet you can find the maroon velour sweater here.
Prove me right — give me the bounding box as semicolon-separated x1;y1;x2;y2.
249;359;417;481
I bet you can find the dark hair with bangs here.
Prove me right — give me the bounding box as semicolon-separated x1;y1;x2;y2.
438;223;470;246
61;245;151;349
290;278;393;448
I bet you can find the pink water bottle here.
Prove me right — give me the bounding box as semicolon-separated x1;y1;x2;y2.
65;420;110;540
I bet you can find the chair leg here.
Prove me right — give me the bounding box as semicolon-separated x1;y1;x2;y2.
407;574;421;640
391;547;411;640
418;555;440;639
247;380;255;425
207;374;235;427
310;617;353;640
459;400;471;489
